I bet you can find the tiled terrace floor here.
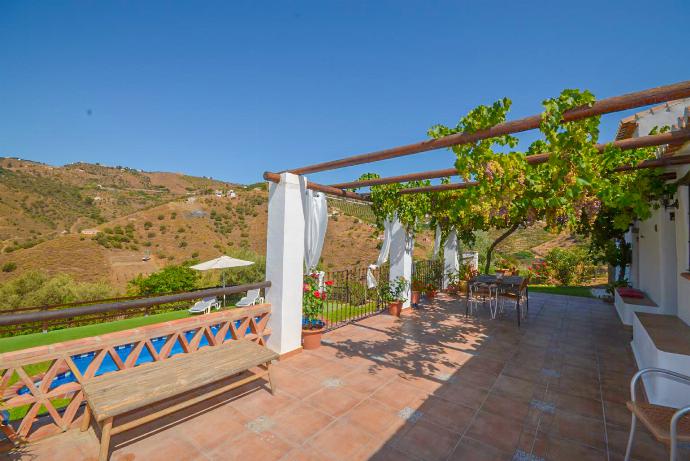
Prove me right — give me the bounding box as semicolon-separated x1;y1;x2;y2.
1;292;683;460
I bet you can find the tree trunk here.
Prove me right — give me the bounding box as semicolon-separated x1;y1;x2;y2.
484;223;521;274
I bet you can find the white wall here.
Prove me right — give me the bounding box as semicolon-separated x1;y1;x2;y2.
636;207;663;302
675;168;690;326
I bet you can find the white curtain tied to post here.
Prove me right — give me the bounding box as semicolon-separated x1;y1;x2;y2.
367;216;394;288
432;224;442;260
302;188;328;273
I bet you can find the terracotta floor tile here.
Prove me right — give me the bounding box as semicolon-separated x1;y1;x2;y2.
419;395;476;434
308;418;372;461
392;418;461;461
550;391;604;420
544;409;606;451
371;377;429;409
270;402;334;445
492;374;546;402
270;365;324;399
451;367;498;390
606;423;671;461
436;381;489;409
208;430;294;461
229;387;297;420
448;437;513;461
535;433;607;461
341;368;394;398
307;386;363;418
465;409;528;454
481;391;531;422
341;398;403;436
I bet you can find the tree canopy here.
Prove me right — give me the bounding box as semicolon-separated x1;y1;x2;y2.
361;88;675;273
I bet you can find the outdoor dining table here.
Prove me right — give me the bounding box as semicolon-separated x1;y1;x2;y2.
465;275;528;326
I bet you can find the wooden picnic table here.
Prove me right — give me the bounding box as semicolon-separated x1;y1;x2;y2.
465;275;528;326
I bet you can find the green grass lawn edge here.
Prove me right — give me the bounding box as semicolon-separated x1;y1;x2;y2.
0;309;193;353
528;285;595;298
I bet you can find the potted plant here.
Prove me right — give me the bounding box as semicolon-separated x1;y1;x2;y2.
424;282;437;300
446;271;460;295
380;277;409;316
302;272;332;350
411;277;424;305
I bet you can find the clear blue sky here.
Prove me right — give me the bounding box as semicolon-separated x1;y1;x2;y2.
1;1;688;186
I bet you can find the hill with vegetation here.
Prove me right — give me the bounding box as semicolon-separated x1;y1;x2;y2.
0;157;581;294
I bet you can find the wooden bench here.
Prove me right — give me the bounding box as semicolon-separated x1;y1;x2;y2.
80;339;278;461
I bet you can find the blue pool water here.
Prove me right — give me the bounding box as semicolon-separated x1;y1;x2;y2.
18;318;260;396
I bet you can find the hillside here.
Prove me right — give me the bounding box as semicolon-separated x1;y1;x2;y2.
0;157;578;293
0;158;438;291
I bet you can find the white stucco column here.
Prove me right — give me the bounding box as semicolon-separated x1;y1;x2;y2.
443;229;459;289
389;218;413;309
265;173;305;355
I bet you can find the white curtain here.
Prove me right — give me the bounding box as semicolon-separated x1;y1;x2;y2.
443;229;458;288
432;224;441;260
367;216;394;288
302;189;328;271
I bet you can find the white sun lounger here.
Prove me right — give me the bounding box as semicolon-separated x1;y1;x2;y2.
188;296;221;314
235;289;263;307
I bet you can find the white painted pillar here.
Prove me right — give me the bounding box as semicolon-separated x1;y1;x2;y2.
389;218;413;309
443;230;459;289
265;173;305;355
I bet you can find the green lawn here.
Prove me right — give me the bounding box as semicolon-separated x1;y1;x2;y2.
0;309;193;353
528;285;595;298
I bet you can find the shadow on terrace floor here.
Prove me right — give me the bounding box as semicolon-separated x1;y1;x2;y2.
2;292;687;460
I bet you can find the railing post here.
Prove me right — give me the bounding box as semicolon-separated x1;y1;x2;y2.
389;218;413;309
265;172;305;356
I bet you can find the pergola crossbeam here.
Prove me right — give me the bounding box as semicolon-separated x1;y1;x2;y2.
398;157;688;195
263;172;371;202
332;129;690;189
288;80;690;175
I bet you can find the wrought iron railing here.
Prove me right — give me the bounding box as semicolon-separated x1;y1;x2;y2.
413;259;444;290
319;265;389;331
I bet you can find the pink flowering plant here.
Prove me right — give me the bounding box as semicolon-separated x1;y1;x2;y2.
528;260;549;284
302;272;333;329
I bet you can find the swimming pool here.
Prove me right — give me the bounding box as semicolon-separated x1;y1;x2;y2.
17;318;260;396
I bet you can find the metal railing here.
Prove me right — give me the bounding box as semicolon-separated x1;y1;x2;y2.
0;282;271;336
413;259;444;290
319;265;389;331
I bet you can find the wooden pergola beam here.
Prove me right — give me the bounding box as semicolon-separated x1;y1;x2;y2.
331;130;690;189
263;171;371;202
288;80;690;175
398;158;687;195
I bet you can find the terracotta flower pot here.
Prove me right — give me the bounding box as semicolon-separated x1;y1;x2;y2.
426;290;436;300
411;291;421;305
302;325;325;350
388;301;402;317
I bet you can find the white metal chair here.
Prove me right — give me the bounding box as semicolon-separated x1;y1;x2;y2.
188;297;221;314
468;282;498;319
624;368;690;461
235;289;262;307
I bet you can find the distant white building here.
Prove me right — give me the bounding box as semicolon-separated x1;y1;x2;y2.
81;229;98;235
